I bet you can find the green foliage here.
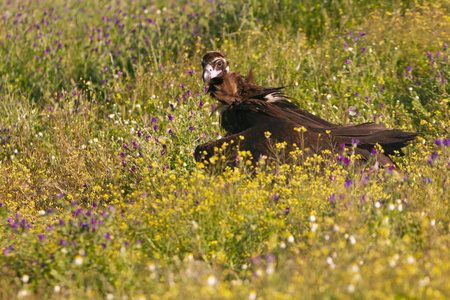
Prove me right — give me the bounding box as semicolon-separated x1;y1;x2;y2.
0;0;450;299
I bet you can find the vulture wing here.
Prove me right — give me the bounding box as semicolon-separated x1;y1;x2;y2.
229;98;338;129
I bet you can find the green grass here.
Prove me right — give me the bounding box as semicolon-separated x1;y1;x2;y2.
1;0;450;299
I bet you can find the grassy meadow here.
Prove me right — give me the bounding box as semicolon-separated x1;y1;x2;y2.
1;0;450;298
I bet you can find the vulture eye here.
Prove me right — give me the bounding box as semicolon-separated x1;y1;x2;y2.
217;60;223;67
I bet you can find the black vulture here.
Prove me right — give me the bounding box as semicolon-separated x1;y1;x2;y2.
195;51;419;167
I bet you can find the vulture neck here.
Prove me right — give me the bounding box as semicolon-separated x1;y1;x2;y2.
207;72;245;106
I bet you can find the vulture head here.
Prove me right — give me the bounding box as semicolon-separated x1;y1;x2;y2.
202;50;229;83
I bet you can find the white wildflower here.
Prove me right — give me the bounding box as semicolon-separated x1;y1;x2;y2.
418;276;430;286
207;275;216;286
74;255;83;266
349;236;356;245
148;263;156;271
17;290;28;298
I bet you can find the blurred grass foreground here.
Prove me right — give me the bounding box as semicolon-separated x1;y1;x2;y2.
1;0;450;299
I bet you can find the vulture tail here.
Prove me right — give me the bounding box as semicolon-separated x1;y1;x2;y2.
329;123;419;156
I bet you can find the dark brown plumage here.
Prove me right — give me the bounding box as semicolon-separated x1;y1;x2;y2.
195;51;419;167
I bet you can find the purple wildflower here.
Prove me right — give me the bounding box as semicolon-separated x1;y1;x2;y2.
360;194;366;204
343;157;351;165
431;152;438;160
363;176;369;185
344;179;353;188
250;256;261;264
328;193;336;203
273;193;280;202
266;254;276;263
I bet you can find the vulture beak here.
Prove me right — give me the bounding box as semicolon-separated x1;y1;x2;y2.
203;64;222;83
